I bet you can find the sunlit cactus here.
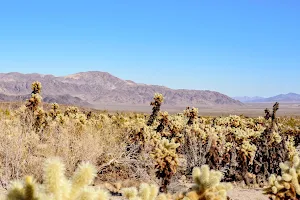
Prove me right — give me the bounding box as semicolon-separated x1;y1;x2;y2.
184;107;199;126
151;138;180;192
122;183;163;200
5;157;110;200
26;94;42;113
69;162;97;199
147;93;164;126
264;154;300;199
238;140;257;165
49;103;60;119
179;165;232;200
285;136;297;162
56;113;68;125
33;107;46;132
168;120;184;144
23;81;47;133
26;81;43;112
7;176;40;200
31;81;42;94
156;111;169;133
64;106;79;117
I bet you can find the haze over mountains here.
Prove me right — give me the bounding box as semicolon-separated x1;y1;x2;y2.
233;93;300;103
0;71;242;108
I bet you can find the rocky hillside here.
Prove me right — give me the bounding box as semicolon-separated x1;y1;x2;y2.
0;72;242;107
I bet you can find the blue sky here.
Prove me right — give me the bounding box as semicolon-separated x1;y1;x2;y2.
0;0;299;97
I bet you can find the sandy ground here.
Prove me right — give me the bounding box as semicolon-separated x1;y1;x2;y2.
92;102;300;117
228;187;268;200
0;186;269;200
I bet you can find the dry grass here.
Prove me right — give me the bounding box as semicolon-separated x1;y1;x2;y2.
0;105;154;190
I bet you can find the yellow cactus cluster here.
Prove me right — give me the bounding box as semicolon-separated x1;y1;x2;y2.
64;106;79;118
184;107;199;125
49;103;60;119
26;81;43;110
269;131;282;144
264;154;300;199
122;183;170;200
181;165;232;200
6;158;110;200
26;94;42;113
238;140;257;165
285;136;297;162
151;138;180;192
168;120;184;144
31;81;42;94
153;93;164;104
148;93;164;126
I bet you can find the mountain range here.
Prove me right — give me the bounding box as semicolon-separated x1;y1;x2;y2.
0;71;242;108
233;93;300;103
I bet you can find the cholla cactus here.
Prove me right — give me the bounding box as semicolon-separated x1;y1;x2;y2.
33;107;46;132
7;176;41;200
239;140;257;165
86;111;93;120
181;165;232;200
23;81;47;133
6;157;110;200
285;136;297;161
31;81;42;94
64;106;79;117
76;113;87;125
264;155;300;199
26;82;43;112
264;102;279;131
56;113;68;125
156;111;169;133
122;183;166;200
49;103;60;119
151;138;180;192
184;107;199;126
168;120;184;144
147;93;164;126
270;131;282;144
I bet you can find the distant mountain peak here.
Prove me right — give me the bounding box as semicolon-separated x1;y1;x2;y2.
233;96;265;102
64;71;114;78
0;71;243;107
234;93;300;103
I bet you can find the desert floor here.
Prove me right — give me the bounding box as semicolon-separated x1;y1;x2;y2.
92;102;300;117
0;186;269;200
